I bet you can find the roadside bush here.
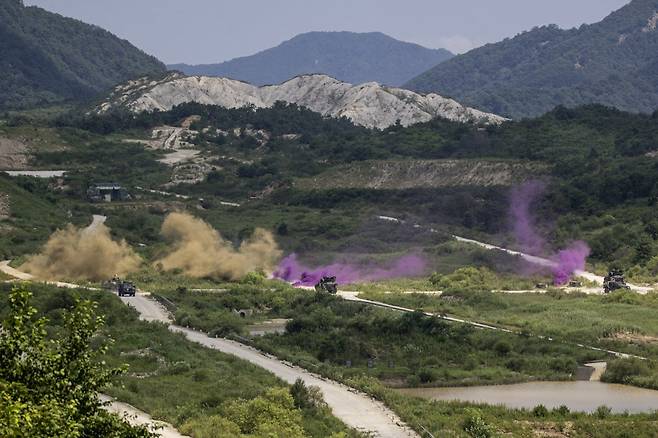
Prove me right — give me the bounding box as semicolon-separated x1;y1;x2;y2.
290;379;327;412
494;340;512;356
241;271;266;285
532;404;549;417
553;405;570;416
462;408;494;438
417;368;437;384
594;405;612;419
181;415;241;438
602;358;650;384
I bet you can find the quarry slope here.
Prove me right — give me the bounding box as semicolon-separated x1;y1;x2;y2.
98;73;507;129
296;159;546;190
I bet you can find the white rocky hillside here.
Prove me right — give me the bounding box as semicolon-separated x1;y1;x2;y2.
98;73;507;129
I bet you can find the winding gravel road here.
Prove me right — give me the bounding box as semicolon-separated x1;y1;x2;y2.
120;293;418;438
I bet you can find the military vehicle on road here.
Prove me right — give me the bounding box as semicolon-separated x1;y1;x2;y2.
603;269;630;293
103;276;137;297
118;280;137;297
315;276;338;294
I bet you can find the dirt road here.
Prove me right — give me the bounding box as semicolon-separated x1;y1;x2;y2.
119;293;172;323
100;395;189;438
120;293;418;437
84;214;107;233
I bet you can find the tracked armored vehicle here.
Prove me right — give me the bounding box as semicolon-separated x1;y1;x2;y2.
315;276;338;294
603;269;630;293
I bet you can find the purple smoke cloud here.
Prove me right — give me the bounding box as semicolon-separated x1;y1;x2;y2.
511;181;590;285
551;241;591;285
510;180;547;256
274;253;427;286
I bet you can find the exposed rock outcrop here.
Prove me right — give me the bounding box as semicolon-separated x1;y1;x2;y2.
98;73;507;129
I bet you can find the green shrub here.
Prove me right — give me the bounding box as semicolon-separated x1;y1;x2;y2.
532;404;548;417
462;408;494;438
602;358;650;384
594;405;612;419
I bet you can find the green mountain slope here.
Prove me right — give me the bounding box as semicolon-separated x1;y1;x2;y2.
404;0;658;118
169;31;453;86
0;0;166;110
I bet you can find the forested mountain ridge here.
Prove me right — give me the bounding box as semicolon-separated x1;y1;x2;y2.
404;0;658;118
0;0;166;110
169;31;453;87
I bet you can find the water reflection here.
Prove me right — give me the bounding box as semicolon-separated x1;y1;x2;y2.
396;381;658;413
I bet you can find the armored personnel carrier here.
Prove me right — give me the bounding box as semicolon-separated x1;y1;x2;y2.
118;280;137;297
603;269;630;293
315;276;338;294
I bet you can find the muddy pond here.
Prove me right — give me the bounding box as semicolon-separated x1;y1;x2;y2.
396;381;658;413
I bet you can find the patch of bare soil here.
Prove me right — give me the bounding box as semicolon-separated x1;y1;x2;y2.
179;115;201;129
124;126;198;152
515;421;574;437
608;331;658;344
0;137;30;170
166;157;217;186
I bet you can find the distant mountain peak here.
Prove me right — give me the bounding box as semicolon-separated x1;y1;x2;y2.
168;31;453;87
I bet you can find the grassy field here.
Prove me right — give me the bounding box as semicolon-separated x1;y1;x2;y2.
146;279;604;386
358;288;658;358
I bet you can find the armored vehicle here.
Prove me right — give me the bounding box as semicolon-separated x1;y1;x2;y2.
118;281;137;297
315;276;338;294
603;269;630;293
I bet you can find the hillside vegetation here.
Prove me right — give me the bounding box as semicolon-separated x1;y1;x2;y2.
405;0;658;118
0;0;165;110
7;102;658;273
169;31;453;87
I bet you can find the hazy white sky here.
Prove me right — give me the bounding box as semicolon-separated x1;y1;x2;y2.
25;0;630;64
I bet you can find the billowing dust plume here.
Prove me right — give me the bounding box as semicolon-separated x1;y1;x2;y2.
154;212;281;280
22;224;142;281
